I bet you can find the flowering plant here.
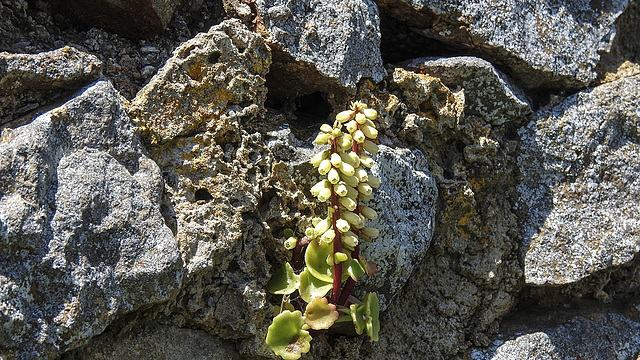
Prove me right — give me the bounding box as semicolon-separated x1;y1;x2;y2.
265;101;381;359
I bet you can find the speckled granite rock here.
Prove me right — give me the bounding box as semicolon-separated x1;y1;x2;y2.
470;314;640;360
0;46;102;126
405;56;531;125
518;74;640;285
0;80;182;360
258;0;385;99
378;0;630;89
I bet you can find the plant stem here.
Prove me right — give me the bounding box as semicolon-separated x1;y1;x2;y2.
330;138;343;304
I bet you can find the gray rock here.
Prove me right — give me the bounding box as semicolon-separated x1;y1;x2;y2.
470;314;640;360
518;75;640;285
258;0;385;98
357;145;438;310
49;0;181;38
0;80;182;359
378;0;630;89
405;56;531;125
129;19;274;348
0;46;102;126
64;322;243;360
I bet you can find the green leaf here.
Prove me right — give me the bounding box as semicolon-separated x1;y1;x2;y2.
364;292;380;342
349;303;366;335
298;268;332;303
266;310;312;360
266;262;300;295
346;258;366;281
304;240;334;283
283;228;295;238
304;297;339;330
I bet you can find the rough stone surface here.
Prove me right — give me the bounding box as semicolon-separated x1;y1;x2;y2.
357;145;437;310
49;0;181;39
0;46;103;126
0;80;182;360
129;19;274;355
405;56;531;125
62;322;243;360
378;0;630;89
470;314;640;360
258;0;385;99
518;74;640;286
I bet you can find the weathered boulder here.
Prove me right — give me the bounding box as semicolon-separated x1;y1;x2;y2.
518;74;640;286
49;0;181;39
470;314;640;360
377;0;630;89
257;0;385;99
405;56;531;125
129;19;274;349
0;47;102;126
0;79;182;359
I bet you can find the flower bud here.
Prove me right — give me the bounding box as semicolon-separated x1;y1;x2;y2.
311;149;330;167
317;187;332;202
311;180;330;196
345;184;359;199
355;168;368;183
336;110;353;123
353;130;365;144
320;229;335;244
347;151;361;167
332;128;342;137
364;108;377;120
358;182;372;195
330;153;342;167
284;237;298;250
314;218;331;236
318;159;332;175
336;218;350;233
342;211;364;228
360;206;378;220
338;136;352;150
346;120;358;133
339;161;355;176
320;124;333;133
338;151;355;166
342;232;358;248
305;227;316;239
334;252;348;263
359;192;372;202
339;196;357;211
362;227;379;238
328;168;340;184
361;124;378;139
355;113;367;124
362;140;378;154
359;154;374;168
367;175;381;188
341;174;359;188
315;132;332;145
334;183;347;197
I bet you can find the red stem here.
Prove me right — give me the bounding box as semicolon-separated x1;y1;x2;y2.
330;138;343;304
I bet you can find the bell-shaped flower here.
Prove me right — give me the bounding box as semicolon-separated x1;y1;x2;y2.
341;231;358;248
284;236;298;250
315;132;332;145
361;124;378;139
355;113;367;124
353;129;365;143
334;183;348;197
359;154;374;168
362;140;378;154
336;110;353;123
355;168;368;183
339;161;355;176
319;228;335;244
328;168;340;184
360;206;378;220
358;182;372;196
313;218;331;237
346;120;358;133
341;174;359;188
318;159;332;175
367;175;381;188
361;227;379;238
310;149;329;167
342;211;364;228
310;179;330;196
330;153;342;167
363;108;377;120
335;218;351;233
320;124;333;133
339;196;357;211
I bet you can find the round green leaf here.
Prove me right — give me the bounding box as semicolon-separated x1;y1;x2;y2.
266;310;312;360
298;268;332;303
304;297;339;330
266;262;300;295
